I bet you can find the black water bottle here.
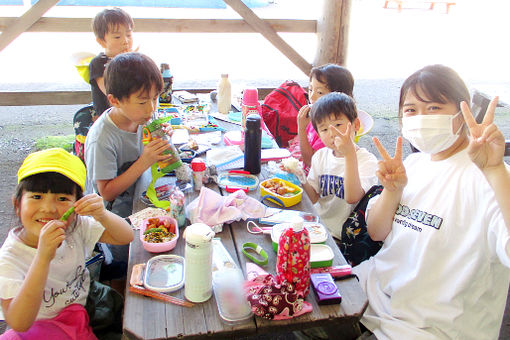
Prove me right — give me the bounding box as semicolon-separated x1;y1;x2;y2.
244;114;261;174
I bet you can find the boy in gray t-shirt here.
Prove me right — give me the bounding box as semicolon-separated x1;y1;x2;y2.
85;52;172;280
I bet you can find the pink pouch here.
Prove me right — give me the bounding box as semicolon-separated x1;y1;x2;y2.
244;263;312;320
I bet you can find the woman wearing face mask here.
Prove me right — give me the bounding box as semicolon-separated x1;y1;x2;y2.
352;65;510;340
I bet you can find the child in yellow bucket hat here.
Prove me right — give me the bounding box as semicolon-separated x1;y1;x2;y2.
0;148;133;337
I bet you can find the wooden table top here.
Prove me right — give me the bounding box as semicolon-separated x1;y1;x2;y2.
122;114;368;340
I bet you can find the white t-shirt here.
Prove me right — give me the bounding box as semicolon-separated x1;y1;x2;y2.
354;149;510;340
0;216;104;320
307;147;378;239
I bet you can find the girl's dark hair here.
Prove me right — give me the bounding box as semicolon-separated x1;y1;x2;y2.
311;92;358;132
92;7;134;40
399;64;470;116
105;52;163;101
310;64;354;97
13;172;83;209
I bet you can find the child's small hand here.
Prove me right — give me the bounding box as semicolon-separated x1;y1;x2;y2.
140;137;171;167
37;220;66;261
331;123;356;156
460;98;505;170
373;136;407;192
161;123;174;138
297;105;311;130
74;194;107;222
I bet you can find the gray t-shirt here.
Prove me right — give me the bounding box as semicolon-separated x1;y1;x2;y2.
84;108;143;217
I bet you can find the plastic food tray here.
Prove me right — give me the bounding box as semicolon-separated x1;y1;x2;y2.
217;171;259;192
260;178;303;207
144;255;185;292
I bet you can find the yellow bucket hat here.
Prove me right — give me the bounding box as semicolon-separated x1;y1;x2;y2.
17;148;86;191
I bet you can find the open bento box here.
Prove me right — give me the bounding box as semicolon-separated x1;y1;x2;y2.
259;178;303;207
140;216;179;253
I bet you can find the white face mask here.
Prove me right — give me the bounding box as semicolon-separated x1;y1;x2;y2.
402;111;463;154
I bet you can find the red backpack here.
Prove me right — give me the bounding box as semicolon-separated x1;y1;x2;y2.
261;81;307;147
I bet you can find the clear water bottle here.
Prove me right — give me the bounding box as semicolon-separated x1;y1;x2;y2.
276;217;311;298
244;113;261;175
159;63;173;104
184;223;215;303
217;74;231;114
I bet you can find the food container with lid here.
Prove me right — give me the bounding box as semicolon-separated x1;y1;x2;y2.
260;177;302;207
140;216;179;253
144;255;185;292
309;244;334;268
270;222;328;251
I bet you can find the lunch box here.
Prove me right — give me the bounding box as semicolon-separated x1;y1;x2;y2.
140;216;179;253
259;178;303;207
129;255;185;293
270;222;328;251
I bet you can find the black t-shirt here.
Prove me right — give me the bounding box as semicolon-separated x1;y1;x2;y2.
89;52;111;117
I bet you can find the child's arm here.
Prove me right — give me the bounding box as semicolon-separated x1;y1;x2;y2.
297;105;315;167
74;194;133;245
331;123;365;204
461;98;510;228
96;76;106;95
302;180;319;204
367;137;407;241
1;221;66;331
97;138;171;202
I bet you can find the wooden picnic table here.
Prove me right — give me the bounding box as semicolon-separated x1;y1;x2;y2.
122;111;368;340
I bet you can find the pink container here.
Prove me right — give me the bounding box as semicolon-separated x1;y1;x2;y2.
140;216;179;253
242;88;259;106
242;88;259;129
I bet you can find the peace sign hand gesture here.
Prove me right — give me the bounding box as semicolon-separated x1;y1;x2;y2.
373;136;408;192
332;122;356;156
460;97;505;170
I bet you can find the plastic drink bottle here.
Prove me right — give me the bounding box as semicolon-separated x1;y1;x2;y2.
276;217;311;297
217;74;231;114
143;117;182;174
184;223;215;303
159;63;173;104
241;88;259;129
243;114;261;175
190;158;206;191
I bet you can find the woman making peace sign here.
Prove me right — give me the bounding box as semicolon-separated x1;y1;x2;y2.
353;64;510;340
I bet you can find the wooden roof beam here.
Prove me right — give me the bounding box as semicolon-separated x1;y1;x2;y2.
223;0;312;76
0;17;316;33
0;0;60;53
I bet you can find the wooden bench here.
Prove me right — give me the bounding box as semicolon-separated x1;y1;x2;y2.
384;0;456;14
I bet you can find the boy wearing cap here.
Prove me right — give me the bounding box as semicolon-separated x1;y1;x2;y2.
0;148;133;337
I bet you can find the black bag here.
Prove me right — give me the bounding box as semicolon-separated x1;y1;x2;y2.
337;185;384;266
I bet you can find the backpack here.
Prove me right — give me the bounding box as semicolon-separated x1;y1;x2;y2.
337;185;384;266
261;81;307;147
72;103;97;163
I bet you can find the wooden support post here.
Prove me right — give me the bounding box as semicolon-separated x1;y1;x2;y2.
0;0;60;53
223;0;312;76
314;0;352;67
